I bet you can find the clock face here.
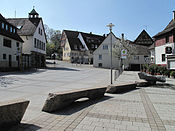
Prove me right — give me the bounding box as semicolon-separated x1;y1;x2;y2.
165;47;172;54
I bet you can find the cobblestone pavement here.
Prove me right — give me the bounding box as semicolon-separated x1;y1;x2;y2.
8;86;175;131
1;61;175;131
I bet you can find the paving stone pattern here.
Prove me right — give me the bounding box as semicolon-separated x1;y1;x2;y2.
8;86;175;131
1;63;175;131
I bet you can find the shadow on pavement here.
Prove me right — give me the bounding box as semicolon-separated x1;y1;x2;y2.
116;88;140;94
151;83;175;90
7;123;41;131
0;68;46;77
51;96;113;115
46;67;80;71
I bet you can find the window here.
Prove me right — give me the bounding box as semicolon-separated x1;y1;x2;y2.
74;45;77;49
162;54;165;62
16;56;19;61
3;54;6;60
95;45;98;48
37;39;39;48
3;39;11;48
13;28;16;33
166;36;169;43
16;42;19;47
6;24;8;31
10;27;13;33
173;34;175;43
34;38;37;48
41;29;42;35
98;63;102;67
103;45;108;50
38;28;40;34
99;54;102;60
134;56;139;60
2;23;4;29
43;43;46;50
39;41;41;49
91;44;94;48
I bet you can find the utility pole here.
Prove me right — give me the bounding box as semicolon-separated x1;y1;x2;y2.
107;23;115;85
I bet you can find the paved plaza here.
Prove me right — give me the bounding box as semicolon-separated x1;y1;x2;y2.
1;61;175;131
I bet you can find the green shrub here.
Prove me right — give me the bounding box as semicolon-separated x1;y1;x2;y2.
164;70;170;77
148;64;158;75
170;71;175;78
142;64;149;72
157;66;167;75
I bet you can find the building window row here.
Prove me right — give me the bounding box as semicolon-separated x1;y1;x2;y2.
1;22;16;34
103;45;108;50
91;44;98;49
2;54;18;61
34;38;45;51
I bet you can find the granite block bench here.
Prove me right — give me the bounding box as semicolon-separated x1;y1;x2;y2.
42;87;107;112
138;72;166;83
0;99;29;130
106;83;137;93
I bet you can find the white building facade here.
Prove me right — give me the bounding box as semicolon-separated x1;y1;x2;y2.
153;11;175;70
93;33;151;70
93;33;122;69
0;14;23;71
7;9;46;68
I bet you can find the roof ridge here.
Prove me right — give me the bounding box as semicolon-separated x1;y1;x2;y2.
64;29;104;37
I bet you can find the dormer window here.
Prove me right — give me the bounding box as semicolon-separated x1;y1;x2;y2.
74;45;77;49
13;28;16;33
6;24;8;31
91;44;94;49
2;23;4;29
10;27;13;33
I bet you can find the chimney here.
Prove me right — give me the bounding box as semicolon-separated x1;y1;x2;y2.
121;33;124;43
90;32;92;34
103;34;106;37
173;11;175;20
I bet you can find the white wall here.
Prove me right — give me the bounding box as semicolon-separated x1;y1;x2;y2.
155;43;175;65
93;33;121;69
32;20;46;55
0;35;22;68
63;39;71;61
21;20;46;55
21;36;33;54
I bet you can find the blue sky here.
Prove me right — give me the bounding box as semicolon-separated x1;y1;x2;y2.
0;0;175;40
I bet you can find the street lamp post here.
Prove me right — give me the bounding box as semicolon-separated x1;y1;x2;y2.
107;23;115;85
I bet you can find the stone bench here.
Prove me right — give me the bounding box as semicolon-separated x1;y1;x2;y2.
138;72;166;83
0;99;29;130
42;87;107;112
106;83;137;93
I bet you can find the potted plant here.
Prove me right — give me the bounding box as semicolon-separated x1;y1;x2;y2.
164;70;170;78
170;71;175;78
148;64;158;75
